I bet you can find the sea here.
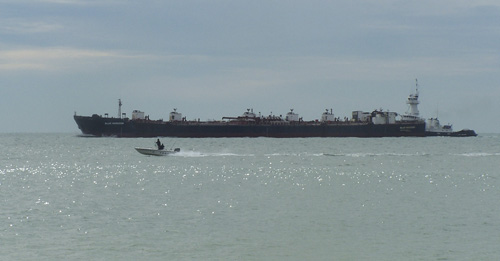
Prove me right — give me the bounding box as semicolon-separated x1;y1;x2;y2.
1;133;499;260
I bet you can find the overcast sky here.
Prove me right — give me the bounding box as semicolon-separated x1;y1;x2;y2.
1;0;499;133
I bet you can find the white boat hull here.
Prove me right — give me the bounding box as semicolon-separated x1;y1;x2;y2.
135;147;179;156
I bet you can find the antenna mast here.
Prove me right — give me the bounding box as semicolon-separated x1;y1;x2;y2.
118;99;122;118
415;78;419;95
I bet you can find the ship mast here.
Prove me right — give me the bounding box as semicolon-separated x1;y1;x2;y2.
118;99;122;119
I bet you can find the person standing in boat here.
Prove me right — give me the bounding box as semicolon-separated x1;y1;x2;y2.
156;139;164;150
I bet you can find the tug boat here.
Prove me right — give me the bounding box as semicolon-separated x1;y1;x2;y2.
425;118;477;137
402;79;477;137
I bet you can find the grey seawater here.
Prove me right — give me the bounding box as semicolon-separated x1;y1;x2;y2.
1;133;499;260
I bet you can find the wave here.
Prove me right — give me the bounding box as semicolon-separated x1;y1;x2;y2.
174;151;326;157
167;151;500;158
172;151;255;157
455;152;500;157
263;153;325;157
322;152;500;158
323;152;430;157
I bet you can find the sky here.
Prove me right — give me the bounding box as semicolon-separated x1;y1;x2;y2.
1;0;499;133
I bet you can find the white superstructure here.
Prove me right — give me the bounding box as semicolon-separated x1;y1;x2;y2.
285;109;299;122
321;109;335;122
169;108;183;121
401;79;422;122
426;118;453;133
372;111;397;124
352;111;371;122
132;110;145;120
242;109;257;118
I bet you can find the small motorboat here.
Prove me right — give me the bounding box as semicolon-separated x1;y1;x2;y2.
135;147;180;156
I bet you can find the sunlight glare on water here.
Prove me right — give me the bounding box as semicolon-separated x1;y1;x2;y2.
1;133;499;260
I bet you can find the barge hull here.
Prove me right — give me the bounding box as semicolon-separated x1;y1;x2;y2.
74;115;425;138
